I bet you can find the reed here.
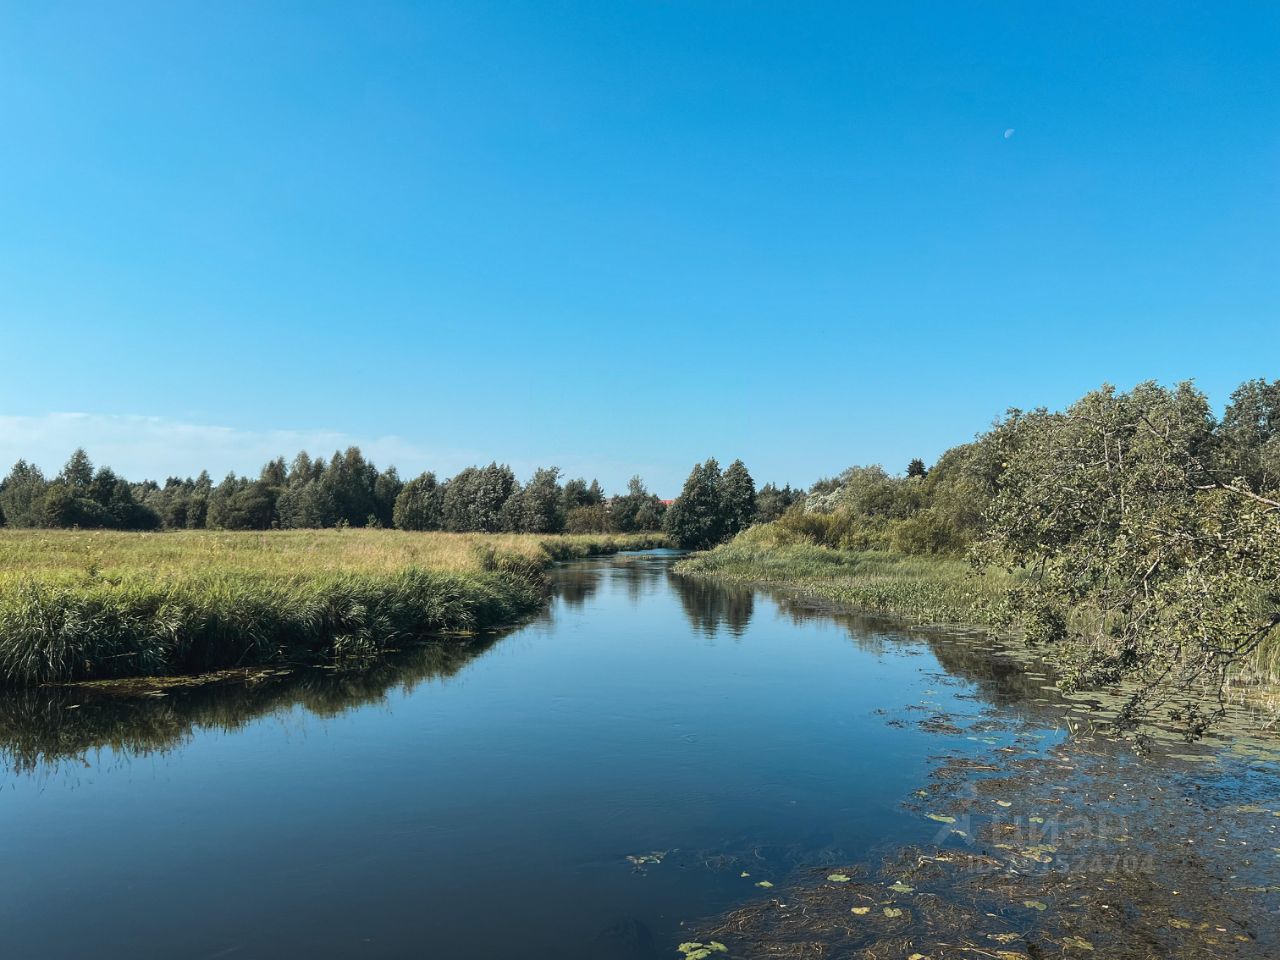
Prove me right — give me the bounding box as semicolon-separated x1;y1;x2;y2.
0;529;665;684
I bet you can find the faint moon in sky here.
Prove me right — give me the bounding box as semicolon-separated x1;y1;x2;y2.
1003;128;1015;139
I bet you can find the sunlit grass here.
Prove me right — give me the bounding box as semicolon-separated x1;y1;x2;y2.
674;525;1014;627
0;529;665;684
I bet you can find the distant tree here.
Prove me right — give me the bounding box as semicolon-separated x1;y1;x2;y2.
260;457;288;488
906;458;928;479
187;471;212;529
373;467;403;528
633;497;666;531
323;447;380;526
499;483;525;532
1216;378;1280;493
0;460;49;528
59;448;94;495
612;475;666;532
517;467;565;533
393;472;443;531
663;459;727;549
561;477;605;516
442;463;517;532
39;451;134;528
566;503;613;533
755;482;800;524
721;459;758;537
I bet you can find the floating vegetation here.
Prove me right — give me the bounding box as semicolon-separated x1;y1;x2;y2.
680;726;1280;958
677;942;727;959
626;850;668;867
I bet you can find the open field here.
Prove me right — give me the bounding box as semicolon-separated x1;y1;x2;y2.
0;529;665;684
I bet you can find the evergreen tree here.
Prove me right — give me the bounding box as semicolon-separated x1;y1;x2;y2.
58;448;94;495
755;482;799;524
0;460;49;528
721;459;757;537
906;458;928;479
663;459;727;549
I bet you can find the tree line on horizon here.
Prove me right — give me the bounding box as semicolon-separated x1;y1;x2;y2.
0;447;801;542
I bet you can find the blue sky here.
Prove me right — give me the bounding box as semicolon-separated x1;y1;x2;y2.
1;2;1277;495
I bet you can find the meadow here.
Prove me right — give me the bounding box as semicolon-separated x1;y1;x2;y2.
0;529;665;684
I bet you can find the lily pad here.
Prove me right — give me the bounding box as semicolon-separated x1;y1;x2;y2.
1023;900;1048;911
755;880;773;889
926;813;957;824
850;906;871;916
827;873;852;883
883;907;904;918
888;881;915;893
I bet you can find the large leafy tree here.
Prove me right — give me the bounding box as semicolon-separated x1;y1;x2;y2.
393;472;443;531
517;467;565;533
977;382;1280;736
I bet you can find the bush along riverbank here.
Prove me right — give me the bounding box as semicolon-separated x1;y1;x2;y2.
0;529;665;684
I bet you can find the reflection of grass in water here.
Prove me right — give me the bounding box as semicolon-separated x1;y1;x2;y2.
0;529;664;683
0;638;499;773
674;539;1014;627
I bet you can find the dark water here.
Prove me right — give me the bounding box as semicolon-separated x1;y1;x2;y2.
0;551;1089;958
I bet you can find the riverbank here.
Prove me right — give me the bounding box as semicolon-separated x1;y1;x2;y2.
0;529;665;684
674;529;1013;628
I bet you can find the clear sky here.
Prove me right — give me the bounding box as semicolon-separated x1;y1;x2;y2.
1;2;1277;495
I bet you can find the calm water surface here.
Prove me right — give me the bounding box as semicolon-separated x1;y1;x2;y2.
2;551;1067;959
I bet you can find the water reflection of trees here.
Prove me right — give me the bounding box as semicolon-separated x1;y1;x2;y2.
672;574;755;638
554;566;602;610
552;554;671;610
759;589;1068;713
0;637;499;774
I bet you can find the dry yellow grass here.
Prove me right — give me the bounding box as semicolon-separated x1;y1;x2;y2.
0;528;665;684
0;528;659;580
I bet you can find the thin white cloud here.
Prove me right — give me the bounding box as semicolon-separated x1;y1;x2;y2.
0;413;668;492
0;413;474;481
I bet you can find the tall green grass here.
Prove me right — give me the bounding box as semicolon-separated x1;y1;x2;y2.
675;524;1013;626
0;529;665;684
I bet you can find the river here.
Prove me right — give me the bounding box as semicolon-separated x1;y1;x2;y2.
1;550;1276;958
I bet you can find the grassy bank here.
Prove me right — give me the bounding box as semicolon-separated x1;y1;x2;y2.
0;529;665;684
674;525;1013;627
